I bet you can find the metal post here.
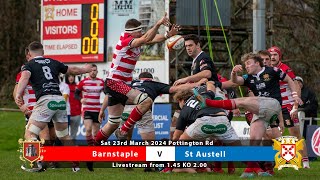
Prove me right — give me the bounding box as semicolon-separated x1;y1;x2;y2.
198;0;201;37
269;0;274;46
252;0;266;52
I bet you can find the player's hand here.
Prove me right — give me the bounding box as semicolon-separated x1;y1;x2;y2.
80;98;87;104
232;109;241;117
98;111;105;123
197;78;208;85
15;94;24;107
279;121;285;133
294;97;303;106
157;12;171;27
167;24;181;37
232;65;243;73
173;78;188;86
290;106;298;120
245;111;253;126
83;63;93;73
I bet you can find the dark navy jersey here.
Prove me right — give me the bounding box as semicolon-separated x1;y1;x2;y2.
176;92;225;131
131;79;171;101
191;52;218;82
242;66;286;105
22;57;68;100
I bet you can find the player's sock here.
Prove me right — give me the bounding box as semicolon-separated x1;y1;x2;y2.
302;157;310;168
245;162;262;173
213;162;224;173
205;99;236;110
121;107;143;133
95;129;108;144
228;162;235;174
86;135;94;146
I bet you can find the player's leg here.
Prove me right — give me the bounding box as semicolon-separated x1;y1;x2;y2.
24;96;55;140
137;110;155;141
96;104;124;142
53;108;81;172
83;111;94;145
210;116;241;174
119;88;153;134
282;106;310;168
69;115;81;140
96;79;130;141
174;127;197;174
242;98;280;178
193;89;261;115
91;112;101;143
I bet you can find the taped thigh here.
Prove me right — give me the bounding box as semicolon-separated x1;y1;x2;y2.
108;115;121;124
55;128;69;138
133;92;149;105
27;124;42;135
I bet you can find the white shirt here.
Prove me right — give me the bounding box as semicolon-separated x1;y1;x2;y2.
59;82;71;115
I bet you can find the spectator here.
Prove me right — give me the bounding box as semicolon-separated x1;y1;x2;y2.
296;76;318;139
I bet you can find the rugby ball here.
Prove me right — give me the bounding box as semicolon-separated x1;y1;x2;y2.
167;35;185;50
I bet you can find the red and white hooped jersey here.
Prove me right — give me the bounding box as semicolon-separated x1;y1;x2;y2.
16;72;36;110
277;62;296;108
107;32;141;84
77;77;104;112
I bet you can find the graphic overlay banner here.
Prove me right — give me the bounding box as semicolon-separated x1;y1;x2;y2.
17;141;277;162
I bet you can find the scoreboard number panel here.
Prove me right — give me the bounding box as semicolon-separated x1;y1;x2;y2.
82;3;99;55
41;0;105;63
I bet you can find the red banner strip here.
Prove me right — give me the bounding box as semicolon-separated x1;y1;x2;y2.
41;146;146;161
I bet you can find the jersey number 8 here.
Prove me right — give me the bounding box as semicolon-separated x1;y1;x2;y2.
42;66;53;80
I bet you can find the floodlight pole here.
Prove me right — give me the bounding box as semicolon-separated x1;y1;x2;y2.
253;0;266;52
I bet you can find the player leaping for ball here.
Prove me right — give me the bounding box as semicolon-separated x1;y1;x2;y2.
94;14;180;145
193;52;303;178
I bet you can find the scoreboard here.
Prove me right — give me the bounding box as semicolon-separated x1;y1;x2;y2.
41;0;105;63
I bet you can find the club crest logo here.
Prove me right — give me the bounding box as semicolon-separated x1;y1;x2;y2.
263;73;270;81
18;138;45;168
272;136;304;170
44;6;55;20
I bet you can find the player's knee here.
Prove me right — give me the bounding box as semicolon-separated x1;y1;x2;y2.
27;124;42;136
133;92;150;105
108;115;121;124
55;128;69;138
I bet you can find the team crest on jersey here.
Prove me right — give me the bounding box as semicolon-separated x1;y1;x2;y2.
263;74;270;81
18;138;45;168
272;136;304;170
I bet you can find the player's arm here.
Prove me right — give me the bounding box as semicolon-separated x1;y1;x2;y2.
170;110;180;139
13;84;18;100
172;130;183;141
130;13;170;48
15;71;30;106
146;24;180;44
230;65;245;85
74;88;81;101
98;95;108;123
284;75;303;106
221;80;238;89
173;70;211;86
169;78;207;93
172;112;187;141
67;64;92;75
